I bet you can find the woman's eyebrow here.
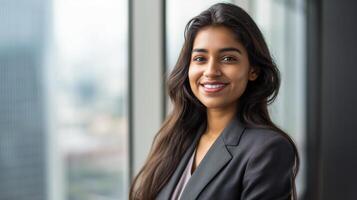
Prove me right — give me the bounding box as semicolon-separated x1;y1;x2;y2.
192;48;208;53
219;47;242;54
192;47;242;54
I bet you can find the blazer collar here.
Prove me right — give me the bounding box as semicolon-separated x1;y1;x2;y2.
157;115;246;200
156;124;205;200
222;115;246;146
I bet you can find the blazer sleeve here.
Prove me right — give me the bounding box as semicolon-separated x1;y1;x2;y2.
241;134;295;200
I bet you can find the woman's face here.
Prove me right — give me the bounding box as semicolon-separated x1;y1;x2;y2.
188;25;257;110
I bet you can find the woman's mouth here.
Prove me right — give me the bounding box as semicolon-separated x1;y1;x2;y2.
200;83;228;93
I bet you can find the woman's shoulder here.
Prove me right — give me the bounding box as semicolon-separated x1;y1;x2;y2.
241;127;289;142
238;127;295;159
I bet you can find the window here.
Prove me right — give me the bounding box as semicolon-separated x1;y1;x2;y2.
46;0;129;199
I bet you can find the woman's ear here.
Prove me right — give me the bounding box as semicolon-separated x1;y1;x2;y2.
248;67;259;81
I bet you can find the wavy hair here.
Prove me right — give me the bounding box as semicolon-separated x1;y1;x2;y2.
130;3;299;200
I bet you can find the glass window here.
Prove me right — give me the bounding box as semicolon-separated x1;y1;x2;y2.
0;0;129;199
46;0;129;199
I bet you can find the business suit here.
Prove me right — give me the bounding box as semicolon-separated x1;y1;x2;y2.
157;116;295;200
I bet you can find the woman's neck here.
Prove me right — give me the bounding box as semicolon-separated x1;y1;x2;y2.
205;105;237;138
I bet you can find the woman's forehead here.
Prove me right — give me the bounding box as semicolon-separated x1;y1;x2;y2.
192;26;245;53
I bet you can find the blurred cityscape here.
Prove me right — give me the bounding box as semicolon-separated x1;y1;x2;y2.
1;0;129;199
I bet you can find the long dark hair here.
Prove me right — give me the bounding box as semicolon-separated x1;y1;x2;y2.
130;3;299;200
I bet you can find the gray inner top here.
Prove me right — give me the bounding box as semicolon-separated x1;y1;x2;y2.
170;148;197;200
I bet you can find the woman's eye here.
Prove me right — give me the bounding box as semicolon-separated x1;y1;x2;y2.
193;56;206;62
222;56;237;62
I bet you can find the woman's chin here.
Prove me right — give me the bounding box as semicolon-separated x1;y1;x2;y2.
201;101;235;111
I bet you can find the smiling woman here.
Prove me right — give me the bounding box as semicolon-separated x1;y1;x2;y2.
130;3;299;200
189;26;258;111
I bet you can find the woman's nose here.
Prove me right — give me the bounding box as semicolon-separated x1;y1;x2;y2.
203;60;222;77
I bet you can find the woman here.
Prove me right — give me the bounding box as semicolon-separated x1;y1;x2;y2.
130;3;299;200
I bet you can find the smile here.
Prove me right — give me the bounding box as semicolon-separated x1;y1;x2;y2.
200;83;228;93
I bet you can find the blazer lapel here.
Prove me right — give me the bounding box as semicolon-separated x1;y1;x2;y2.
180;116;245;200
156;125;205;200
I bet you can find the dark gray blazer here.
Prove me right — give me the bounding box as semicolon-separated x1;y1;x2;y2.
156;116;295;200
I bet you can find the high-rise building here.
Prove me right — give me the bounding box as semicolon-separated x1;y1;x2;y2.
0;1;48;199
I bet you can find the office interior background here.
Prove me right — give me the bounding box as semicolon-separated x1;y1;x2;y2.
0;0;356;199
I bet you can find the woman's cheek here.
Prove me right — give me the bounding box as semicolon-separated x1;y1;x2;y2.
188;66;201;86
